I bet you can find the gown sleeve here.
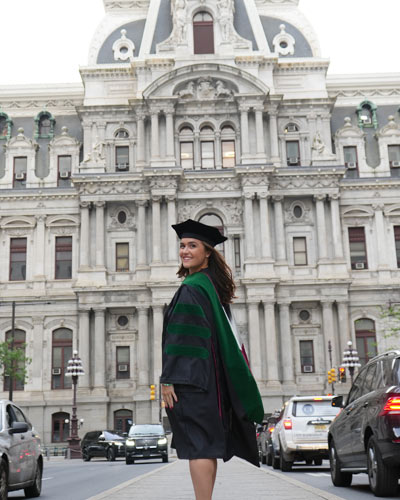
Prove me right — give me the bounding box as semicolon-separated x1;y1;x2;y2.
160;284;213;391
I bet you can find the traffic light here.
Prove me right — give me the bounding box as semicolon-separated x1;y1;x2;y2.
327;368;337;384
150;384;156;400
339;366;346;383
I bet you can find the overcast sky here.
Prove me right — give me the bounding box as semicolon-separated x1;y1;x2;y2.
1;0;399;85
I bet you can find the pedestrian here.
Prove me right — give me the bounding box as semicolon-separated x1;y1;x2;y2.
161;219;264;500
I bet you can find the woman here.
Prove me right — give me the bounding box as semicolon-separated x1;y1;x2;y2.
161;219;264;500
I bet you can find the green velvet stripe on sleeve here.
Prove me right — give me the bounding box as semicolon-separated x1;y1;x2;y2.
172;302;206;318
165;344;209;359
167;323;211;339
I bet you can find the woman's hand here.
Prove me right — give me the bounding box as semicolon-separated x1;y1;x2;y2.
161;384;178;409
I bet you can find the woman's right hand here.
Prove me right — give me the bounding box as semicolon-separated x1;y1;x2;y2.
161;384;178;409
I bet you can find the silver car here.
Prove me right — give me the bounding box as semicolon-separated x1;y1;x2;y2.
0;400;42;499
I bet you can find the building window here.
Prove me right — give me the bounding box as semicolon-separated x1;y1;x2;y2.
52;412;70;442
116;346;130;379
293;237;307;265
58;155;72;186
55;236;72;279
116;243;129;272
116;146;129;171
10;238;27;281
13;156;27;189
286;141;300;166
355;318;377;365
357;100;378;129
200;126;215;169
389;145;400;176
117;211;127;224
39;115;51;136
395;226;400;267
114;409;133;434
180;142;194;169
51;328;73;390
115;129;129;139
199;213;225;254
343;146;358;177
3;329;26;392
0;113;12;140
35;111;55;139
233;236;241;271
284;123;299;134
221;126;236;168
348;227;368;270
193;12;214;54
299;340;314;373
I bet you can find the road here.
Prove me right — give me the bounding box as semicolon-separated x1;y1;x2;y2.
262;461;400;500
8;457;169;500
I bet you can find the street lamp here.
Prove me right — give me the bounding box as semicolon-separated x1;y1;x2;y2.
342;340;361;384
65;350;84;458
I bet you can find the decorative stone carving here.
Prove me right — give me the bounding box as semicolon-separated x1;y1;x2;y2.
311;131;325;157
176;78;234;100
82;136;106;165
179;176;240;193
112;29;135;62
273;24;295;56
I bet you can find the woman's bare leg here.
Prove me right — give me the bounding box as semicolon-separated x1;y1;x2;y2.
189;459;217;500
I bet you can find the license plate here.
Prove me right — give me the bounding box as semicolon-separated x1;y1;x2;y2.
314;425;327;431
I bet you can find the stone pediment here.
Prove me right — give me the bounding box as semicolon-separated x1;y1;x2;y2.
174;77;237;100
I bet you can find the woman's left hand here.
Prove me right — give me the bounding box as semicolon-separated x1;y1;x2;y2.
161;384;178;409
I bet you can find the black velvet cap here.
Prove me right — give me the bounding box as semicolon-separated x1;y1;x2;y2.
172;219;227;247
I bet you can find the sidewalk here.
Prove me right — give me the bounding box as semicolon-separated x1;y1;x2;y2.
87;457;343;500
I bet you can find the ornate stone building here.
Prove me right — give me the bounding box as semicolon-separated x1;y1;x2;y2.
1;0;400;444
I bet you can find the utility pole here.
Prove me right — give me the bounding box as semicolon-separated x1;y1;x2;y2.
9;301;15;402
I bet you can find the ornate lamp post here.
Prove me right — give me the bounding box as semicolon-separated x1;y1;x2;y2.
342;340;361;384
65;350;84;458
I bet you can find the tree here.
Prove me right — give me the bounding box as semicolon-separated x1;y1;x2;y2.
380;304;400;351
0;339;31;400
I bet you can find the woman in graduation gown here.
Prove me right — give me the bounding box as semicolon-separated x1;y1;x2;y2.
161;219;264;500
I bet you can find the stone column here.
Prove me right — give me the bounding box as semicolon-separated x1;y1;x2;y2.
151;111;159;159
247;302;262;380
78;309;90;388
322;301;337;369
194;132;201;169
279;302;294;383
165;111;175;158
273;196;286;261
268;109;279;160
215;131;222;168
330;194;344;259
151;195;161;263
153;306;164;384
314;195;328;260
255;107;265;155
321;114;333;155
95;201;105;268
136;112;146;164
79;202;90;268
34;215;46;278
337;301;351;357
136;201;147;266
94;309;105;388
263;301;279;383
137;307;149;386
30;316;44;391
259;193;271;259
82;121;92;160
373;203;388;268
243;193;255;259
239;105;250;156
167;195;177;262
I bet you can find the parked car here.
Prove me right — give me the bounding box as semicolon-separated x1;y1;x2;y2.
125;424;168;464
328;350;400;497
257;411;281;465
81;430;126;461
271;395;340;471
0;399;42;499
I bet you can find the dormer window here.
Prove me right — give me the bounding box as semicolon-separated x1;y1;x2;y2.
35;111;55;139
0;113;12;140
193;12;214;54
357;100;378;129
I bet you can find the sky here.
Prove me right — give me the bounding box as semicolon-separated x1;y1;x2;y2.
1;0;399;86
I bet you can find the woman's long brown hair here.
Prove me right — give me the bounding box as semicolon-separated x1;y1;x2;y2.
177;242;236;304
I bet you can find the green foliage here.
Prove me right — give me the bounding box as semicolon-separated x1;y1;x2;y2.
380;305;400;350
0;340;32;383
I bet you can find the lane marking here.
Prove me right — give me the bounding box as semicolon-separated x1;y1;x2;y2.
307;473;331;477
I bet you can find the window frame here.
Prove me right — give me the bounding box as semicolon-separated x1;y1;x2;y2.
180;141;194;169
394;226;400;267
55;236;72;280
293;236;307;266
9;237;27;281
116;346;130;380
286;140;301;166
348;227;368;270
51;328;73;390
57;155;72;186
355;318;377;366
299;340;315;373
51;412;70;442
116;242;129;272
13;156;27;188
115;145;130;171
193;12;214;54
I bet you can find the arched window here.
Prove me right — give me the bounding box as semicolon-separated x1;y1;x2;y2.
355;318;377;365
114;409;133;434
199;213;225;254
52;411;70;442
3;329;26;392
52;328;73;389
200;126;215;169
193;12;214;54
35;111;55;139
115;129;129;139
0;112;12;140
221;125;236;168
357;100;378;129
179;126;194;169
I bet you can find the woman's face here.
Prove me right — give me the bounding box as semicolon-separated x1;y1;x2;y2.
179;238;211;274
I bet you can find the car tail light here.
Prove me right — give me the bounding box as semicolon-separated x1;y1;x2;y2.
256;432;260;438
380;397;400;415
268;426;275;433
283;419;292;430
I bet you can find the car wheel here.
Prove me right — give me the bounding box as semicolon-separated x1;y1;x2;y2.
272;449;280;470
126;458;134;465
329;440;352;487
24;460;42;498
367;435;398;497
0;459;8;500
305;459;313;466
82;449;91;462
107;448;116;462
314;458;323;466
162;455;168;463
279;449;293;472
266;450;272;467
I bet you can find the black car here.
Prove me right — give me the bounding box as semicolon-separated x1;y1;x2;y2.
81;430;126;461
257;411;281;465
125;424;168;464
328;350;400;497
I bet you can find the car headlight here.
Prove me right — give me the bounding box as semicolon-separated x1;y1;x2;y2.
126;439;135;447
112;441;123;447
158;437;168;445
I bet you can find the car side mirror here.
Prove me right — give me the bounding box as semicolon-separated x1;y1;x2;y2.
331;395;344;408
9;421;29;434
98;436;105;441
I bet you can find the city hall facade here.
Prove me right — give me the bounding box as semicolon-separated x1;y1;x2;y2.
0;0;400;444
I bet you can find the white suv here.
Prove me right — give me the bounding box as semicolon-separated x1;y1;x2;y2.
271;396;340;471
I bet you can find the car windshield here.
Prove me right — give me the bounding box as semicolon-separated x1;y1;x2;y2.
292;400;340;417
128;424;164;436
103;431;124;441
